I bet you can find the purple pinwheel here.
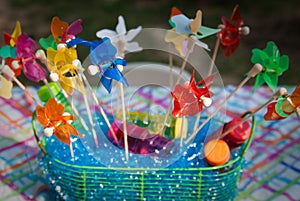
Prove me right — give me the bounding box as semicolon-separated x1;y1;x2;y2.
16;33;46;82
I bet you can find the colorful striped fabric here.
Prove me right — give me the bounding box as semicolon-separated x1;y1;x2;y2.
0;86;299;200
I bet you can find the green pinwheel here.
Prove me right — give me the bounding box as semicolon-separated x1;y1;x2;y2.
251;41;289;92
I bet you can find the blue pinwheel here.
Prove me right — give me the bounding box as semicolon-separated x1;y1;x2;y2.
67;37;128;93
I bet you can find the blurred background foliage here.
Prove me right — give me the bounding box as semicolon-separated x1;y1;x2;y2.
0;0;299;85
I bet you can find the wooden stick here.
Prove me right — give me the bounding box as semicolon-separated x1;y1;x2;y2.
80;73;119;144
169;44;173;88
78;73;99;149
57;83;89;131
69;140;75;159
220;88;286;139
185;63;263;144
193;113;201;134
119;83;129;161
208;36;220;76
12;76;39;105
179;116;185;147
43;78;56;98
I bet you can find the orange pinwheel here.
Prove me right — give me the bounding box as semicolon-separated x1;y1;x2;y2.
51;16;83;44
36;97;83;146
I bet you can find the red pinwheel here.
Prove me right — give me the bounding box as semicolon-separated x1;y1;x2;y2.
14;33;46;82
171;70;215;117
264;85;300;120
51;16;83;44
219;5;249;57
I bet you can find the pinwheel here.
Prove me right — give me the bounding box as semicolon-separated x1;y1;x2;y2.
165;7;220;57
171;70;214;146
0;21;22;76
264;85;300;120
14;33;46;82
171;70;214;117
3;21;22;46
39;34;57;50
168;7;220;39
46;46;85;95
50;16;83;44
96;15;142;57
186;64;263;144
36;97;83;158
218;5;249;57
251;41;289;92
87;37;128;93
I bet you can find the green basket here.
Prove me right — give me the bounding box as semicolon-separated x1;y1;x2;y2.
32;113;256;201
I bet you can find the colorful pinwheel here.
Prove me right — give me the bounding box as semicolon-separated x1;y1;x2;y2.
0;21;21;76
3;21;22;47
171;70;214;117
50;16;83;44
87;37;128;93
264;85;300;120
14;33;46;82
36;97;83;146
96;15;142;57
165;7;220;57
251;41;289;92
39;34;57;50
219;5;249;57
46;46;85;95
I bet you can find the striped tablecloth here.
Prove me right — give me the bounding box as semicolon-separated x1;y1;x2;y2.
0;86;299;201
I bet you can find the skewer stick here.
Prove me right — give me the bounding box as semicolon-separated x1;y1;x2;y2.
208;36;220;76
119;83;129;160
43;78;56;98
179;117;185;147
1;64;40;105
193;114;201;134
169;43;173;88
78;73;99;148
185;63;263;144
56;81;89;131
80;72;119;144
220;88;287;139
12;76;40;104
69;140;75;159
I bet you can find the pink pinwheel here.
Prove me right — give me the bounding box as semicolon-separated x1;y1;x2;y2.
171;70;215;117
15;33;46;82
219;5;249;57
